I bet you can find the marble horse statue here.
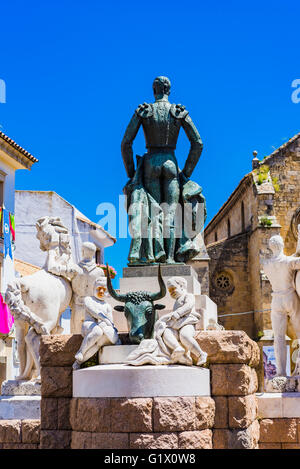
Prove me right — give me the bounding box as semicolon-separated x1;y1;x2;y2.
5;216;75;381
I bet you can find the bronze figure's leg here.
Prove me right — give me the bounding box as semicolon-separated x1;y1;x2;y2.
162;159;180;264
144;156;166;263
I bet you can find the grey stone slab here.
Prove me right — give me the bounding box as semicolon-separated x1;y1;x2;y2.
123;264;198;278
1;379;41;396
0;395;41;419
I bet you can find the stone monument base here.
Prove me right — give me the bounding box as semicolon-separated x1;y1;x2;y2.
0;395;41;419
0;380;41;420
73;364;210;398
70;394;214;449
1;379;41;396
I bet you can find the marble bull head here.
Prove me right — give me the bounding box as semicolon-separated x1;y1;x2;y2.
106;264;166;344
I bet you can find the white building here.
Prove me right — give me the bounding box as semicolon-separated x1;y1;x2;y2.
14;190;116;334
14;190;116;268
0;131;37;386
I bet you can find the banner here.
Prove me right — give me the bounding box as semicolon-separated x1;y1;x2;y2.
9;212;15;242
3;208;12;259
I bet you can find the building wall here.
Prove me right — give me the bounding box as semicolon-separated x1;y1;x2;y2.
0;156;18;294
266;143;300;255
0;150;17;213
14;191;104;268
204;136;300;339
0;147;34;385
207;233;254;337
205;178;255;245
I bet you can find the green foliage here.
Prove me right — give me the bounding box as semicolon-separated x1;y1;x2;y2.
255;330;264;341
260;217;273;227
272;176;280;192
256;164;270;185
253;164;280;192
253;165;269;185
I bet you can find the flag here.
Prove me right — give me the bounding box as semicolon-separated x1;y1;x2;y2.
3;209;12;259
9;212;15;242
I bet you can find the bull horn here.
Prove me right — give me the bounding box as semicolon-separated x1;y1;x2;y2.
106;263;127;302
149;264;166;301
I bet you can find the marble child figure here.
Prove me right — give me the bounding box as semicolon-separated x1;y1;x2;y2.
262;227;300;377
159;277;208;365
71;242;105;334
126;276;207;366
73;277;119;370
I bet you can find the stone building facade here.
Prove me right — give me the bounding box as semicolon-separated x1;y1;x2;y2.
204;132;300;341
0;131;37;388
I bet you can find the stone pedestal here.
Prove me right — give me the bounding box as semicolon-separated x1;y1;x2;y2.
187;233;210;296
37;332;261;450
107;264;218;333
70;395;215;449
1;380;41;396
0;380;41;420
0;395;41;419
257;392;300;448
73;364;210;398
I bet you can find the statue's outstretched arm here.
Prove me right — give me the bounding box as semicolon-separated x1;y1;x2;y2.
181;114;203;178
121;113;141;179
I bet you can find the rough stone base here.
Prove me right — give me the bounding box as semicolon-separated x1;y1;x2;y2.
0;419;40;449
265;376;300;393
70;396;215;449
39;331;262;450
1;379;41;396
259;418;300;448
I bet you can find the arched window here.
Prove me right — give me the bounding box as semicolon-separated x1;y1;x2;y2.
227;219;231;238
241;201;245;232
215;232;218;242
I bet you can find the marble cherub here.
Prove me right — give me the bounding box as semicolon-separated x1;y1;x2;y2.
126;276;207;366
70;241;105;334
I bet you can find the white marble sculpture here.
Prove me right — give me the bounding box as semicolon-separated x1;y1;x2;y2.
126;276;208;366
70;242;105;334
73;277;120;370
262;226;300;378
5;217;76;381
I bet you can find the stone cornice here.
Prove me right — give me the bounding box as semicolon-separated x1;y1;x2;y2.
0;131;38;169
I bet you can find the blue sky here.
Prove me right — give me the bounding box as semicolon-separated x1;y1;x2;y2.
1;0;300;284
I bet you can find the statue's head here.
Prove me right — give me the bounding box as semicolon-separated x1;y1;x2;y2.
81;241;96;261
93;277;107;300
269;235;284;256
167;276;187;299
153;76;171;99
36;216;71;256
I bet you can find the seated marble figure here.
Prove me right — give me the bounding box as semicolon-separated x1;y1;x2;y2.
126;276;207;366
73;277;120;370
